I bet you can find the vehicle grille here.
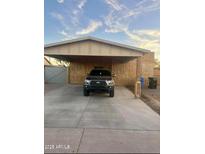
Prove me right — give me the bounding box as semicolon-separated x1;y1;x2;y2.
90;80;107;86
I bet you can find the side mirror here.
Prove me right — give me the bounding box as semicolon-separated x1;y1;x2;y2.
112;73;116;77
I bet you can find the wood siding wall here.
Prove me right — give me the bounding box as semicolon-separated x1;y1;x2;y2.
141;52;155;86
154;68;160;85
45;40;143;57
69;58;137;86
70;62;112;84
112;59;137;86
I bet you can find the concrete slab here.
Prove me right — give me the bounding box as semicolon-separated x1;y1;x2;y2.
44;84;160;153
45;84;160;130
44;128;83;153
78;128;160;153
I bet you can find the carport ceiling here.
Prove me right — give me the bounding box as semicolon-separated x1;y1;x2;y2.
47;55;137;63
44;36;150;58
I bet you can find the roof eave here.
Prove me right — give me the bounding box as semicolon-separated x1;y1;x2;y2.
44;36;150;53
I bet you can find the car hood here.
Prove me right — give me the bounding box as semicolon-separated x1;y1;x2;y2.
86;76;112;80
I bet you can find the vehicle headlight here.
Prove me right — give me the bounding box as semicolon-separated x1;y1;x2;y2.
84;79;91;85
106;80;114;86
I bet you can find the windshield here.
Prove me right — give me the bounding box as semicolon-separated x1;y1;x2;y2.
90;70;111;76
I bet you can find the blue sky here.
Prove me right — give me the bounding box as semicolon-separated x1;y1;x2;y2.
44;0;160;60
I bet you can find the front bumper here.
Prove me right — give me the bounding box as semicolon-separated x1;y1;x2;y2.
84;85;114;92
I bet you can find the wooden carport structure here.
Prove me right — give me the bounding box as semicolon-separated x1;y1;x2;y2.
44;36;150;87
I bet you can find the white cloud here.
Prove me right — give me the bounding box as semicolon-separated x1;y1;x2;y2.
57;0;64;3
76;20;103;35
104;0;160;33
124;29;142;42
105;28;121;33
51;12;64;21
72;9;79;15
124;29;160;60
103;0;160;59
51;0;87;26
140;40;160;60
58;30;78;41
50;0;89;40
130;29;160;42
58;30;69;38
78;0;87;9
135;30;160;37
70;0;87;25
51;12;69;30
105;0;122;11
131;0;160;16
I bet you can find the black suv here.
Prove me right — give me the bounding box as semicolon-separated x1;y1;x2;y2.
83;68;115;97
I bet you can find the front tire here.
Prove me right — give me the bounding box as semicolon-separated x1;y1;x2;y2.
109;89;114;97
84;89;89;96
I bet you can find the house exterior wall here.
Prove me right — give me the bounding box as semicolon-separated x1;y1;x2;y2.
154;67;160;85
141;52;155;87
69;58;137;86
112;59;137;86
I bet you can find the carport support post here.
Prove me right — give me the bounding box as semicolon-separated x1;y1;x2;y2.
135;81;141;98
137;57;142;79
67;65;70;84
135;57;142;98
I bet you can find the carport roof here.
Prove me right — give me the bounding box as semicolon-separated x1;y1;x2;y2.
44;36;150;53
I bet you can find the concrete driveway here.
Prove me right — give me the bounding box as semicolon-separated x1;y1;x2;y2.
45;84;160;153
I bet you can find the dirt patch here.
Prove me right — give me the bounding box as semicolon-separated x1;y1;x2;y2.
142;87;160;101
149;93;160;101
141;94;160;115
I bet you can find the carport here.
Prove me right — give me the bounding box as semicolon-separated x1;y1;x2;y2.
44;36;150;87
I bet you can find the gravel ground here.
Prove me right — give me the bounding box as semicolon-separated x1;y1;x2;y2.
141;87;160;115
141;94;160;115
142;87;160;101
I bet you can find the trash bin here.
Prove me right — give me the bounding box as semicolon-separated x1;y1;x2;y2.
148;77;157;89
140;77;144;88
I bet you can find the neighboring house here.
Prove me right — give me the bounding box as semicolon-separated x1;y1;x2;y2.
154;67;160;85
44;57;50;66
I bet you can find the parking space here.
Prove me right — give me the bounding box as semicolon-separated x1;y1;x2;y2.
45;84;159;130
